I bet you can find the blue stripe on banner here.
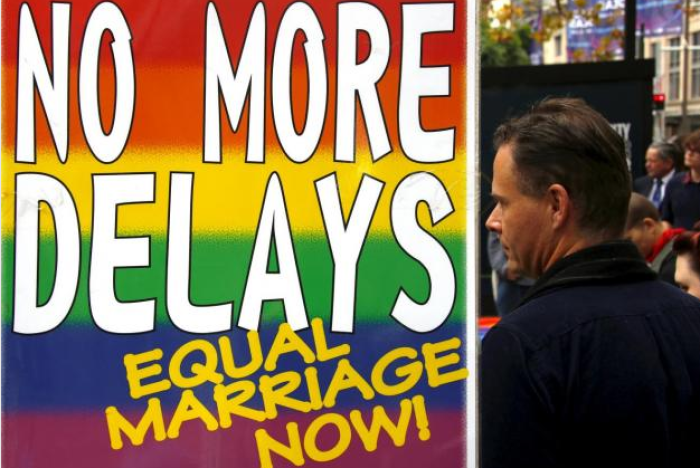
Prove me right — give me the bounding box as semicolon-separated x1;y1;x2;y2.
2;323;466;411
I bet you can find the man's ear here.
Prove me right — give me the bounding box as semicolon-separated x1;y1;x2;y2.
547;184;571;230
643;217;657;231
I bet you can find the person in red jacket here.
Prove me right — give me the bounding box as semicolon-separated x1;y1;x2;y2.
625;193;684;285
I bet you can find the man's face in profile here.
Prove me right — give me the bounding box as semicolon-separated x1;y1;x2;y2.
486;144;551;278
645;148;673;179
685;147;700;171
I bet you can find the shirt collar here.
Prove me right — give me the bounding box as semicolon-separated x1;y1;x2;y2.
661;169;675;185
519;240;657;308
681;171;700;185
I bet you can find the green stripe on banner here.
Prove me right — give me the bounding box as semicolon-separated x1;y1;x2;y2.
2;234;465;326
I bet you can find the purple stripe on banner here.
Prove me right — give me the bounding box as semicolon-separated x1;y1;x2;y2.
3;410;466;468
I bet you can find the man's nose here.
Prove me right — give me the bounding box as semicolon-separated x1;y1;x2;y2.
485;206;502;233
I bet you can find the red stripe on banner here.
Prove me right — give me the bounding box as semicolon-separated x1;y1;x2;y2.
1;0;466;67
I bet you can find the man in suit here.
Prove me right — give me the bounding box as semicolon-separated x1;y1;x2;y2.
633;142;679;209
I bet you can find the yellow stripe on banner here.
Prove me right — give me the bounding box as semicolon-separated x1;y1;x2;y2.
2;147;466;235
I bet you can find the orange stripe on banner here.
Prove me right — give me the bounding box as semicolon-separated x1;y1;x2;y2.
2;64;465;155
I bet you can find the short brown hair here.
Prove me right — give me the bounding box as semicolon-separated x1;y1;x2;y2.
494;97;630;238
625;193;660;232
684;129;700;153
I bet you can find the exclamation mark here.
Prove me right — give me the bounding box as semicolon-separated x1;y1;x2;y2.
412;395;431;441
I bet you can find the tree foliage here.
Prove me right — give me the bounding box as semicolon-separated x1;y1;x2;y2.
481;16;532;66
482;0;632;65
481;1;532;66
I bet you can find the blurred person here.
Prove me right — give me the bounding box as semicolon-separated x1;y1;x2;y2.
487;231;535;316
482;97;700;468
673;230;700;299
625;193;683;285
633;142;678;209
661;130;700;229
667;133;687;168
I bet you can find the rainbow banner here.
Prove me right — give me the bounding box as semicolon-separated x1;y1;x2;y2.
2;1;472;467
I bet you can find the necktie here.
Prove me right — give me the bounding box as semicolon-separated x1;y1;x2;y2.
650;178;663;209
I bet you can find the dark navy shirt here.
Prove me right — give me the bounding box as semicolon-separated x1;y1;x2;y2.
661;171;700;230
482;242;700;468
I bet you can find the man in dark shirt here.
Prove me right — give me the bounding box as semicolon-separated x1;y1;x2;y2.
482;98;700;468
661;129;700;230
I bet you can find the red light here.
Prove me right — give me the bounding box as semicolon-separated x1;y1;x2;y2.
653;93;666;103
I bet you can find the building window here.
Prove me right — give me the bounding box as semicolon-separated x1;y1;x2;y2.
670;37;681;67
652;42;662;76
693;33;700;97
670;72;680;101
669;37;681;101
555;35;562;57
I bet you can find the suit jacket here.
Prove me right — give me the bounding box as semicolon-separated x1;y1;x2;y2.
633;175;653;197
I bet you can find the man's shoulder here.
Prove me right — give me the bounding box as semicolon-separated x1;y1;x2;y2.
633;175;651;193
667;171;689;190
494;279;700;351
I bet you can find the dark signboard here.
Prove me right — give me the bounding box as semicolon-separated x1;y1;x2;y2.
480;60;654;316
